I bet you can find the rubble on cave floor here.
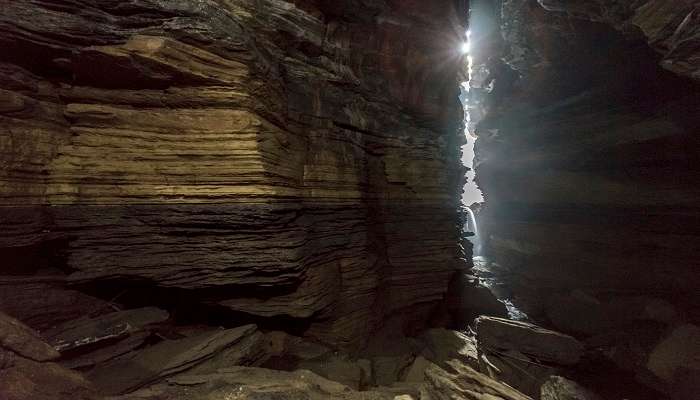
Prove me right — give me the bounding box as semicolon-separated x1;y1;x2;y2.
6;304;693;400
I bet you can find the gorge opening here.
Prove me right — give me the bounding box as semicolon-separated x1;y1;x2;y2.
1;1;699;400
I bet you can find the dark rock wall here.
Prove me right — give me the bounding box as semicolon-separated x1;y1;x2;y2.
0;0;469;348
475;0;700;324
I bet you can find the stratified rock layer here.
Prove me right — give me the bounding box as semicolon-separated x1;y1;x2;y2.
474;0;700;328
470;1;700;396
0;0;468;347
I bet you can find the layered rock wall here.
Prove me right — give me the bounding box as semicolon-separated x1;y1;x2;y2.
0;0;469;348
474;0;700;327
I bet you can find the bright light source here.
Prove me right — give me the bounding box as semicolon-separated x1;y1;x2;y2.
461;42;470;54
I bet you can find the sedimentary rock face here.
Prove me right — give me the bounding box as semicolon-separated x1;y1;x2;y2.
474;0;700;326
0;0;469;348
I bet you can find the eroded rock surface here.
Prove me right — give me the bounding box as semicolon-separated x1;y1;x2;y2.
111;367;395;400
88;324;263;395
470;1;700;396
45;307;169;353
0;0;468;349
0;312;99;400
422;359;532;400
476;316;583;366
540;376;602;400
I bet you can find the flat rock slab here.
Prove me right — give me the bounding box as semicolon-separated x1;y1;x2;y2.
423;359;532;400
89;324;257;395
476;316;583;365
44;307;169;353
298;355;367;389
540;376;602;400
111;366;395;400
61;331;151;370
0;311;59;362
0;275;113;332
0;351;100;400
479;349;558;397
0;313;99;400
418;328;479;369
646;323;700;397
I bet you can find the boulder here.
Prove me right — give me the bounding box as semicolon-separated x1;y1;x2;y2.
0;311;59;361
0;276;112;332
0;353;100;400
546;291;679;336
62;331;151;370
417;328;479;369
540;376;602;400
479;349;558;397
444;273;508;327
372;354;415;386
0;312;99;400
476;316;583;365
298;354;368;389
585;320;668;391
374;382;422;400
646;323;700;395
422;359;532;400
545;291;607;336
403;355;431;382
88;324;262;394
44;307;169;353
187;328;268;374
111;366;395;400
262;330;332;360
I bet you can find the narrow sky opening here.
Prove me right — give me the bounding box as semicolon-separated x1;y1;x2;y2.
460;25;483;206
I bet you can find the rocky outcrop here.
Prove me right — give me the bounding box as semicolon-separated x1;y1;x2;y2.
473;0;700;332
45;307;169;353
536;0;700;81
474;316;583;397
0;312;99;400
0;0;469;348
468;0;700;397
112;367;396;400
88;324;266;395
540;376;602;400
0;276;113;331
422;359;532;400
476;317;583;366
646;324;700;398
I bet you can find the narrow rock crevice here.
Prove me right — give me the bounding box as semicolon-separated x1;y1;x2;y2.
1;1;699;400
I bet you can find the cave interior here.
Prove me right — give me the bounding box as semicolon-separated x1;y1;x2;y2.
0;1;699;400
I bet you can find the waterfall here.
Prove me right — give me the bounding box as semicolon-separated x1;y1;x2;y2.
465;207;481;256
466;207;478;237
